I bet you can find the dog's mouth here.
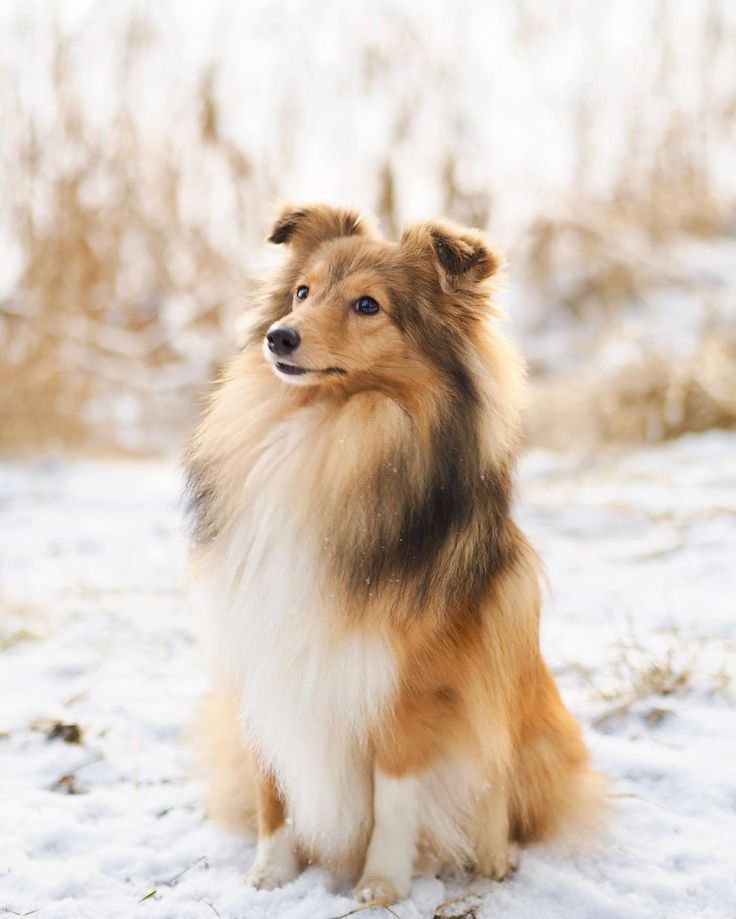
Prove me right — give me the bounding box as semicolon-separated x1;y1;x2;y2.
275;361;308;376
275;361;347;377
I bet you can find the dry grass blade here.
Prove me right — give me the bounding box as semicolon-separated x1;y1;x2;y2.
137;855;209;905
576;614;734;730
1;6;735;453
329;903;400;919
163;855;208;886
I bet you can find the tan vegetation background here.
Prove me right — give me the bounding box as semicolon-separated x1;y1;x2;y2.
1;1;735;454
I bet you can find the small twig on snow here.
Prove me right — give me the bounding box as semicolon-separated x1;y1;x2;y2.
330;903;400;919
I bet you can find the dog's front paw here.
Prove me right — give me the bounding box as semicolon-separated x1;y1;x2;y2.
244;864;279;890
245;851;300;890
245;826;300;891
477;842;521;881
354;875;408;905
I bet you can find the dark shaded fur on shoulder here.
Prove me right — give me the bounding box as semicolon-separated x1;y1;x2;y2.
341;376;516;615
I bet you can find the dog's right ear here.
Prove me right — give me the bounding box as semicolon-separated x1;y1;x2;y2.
268;204;372;256
401;220;502;291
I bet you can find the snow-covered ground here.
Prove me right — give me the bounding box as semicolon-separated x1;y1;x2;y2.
1;433;734;919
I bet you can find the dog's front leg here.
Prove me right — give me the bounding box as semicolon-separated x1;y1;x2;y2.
355;767;418;905
473;776;520;881
245;771;300;890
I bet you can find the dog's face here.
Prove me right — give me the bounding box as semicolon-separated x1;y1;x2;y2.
263;234;407;388
261;204;501;396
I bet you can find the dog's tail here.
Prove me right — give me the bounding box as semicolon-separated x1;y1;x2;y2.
509;661;610;847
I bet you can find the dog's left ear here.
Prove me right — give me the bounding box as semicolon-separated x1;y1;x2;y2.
402;220;502;289
268;203;373;256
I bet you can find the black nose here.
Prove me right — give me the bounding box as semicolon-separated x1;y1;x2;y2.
266;326;301;356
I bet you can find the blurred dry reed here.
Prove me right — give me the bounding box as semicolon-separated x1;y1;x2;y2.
0;2;734;453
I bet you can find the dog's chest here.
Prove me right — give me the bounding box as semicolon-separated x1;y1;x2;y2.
203;410;397;851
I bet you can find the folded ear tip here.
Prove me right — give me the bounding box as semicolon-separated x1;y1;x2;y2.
476;243;503;279
426;222;500;281
267;204;369;247
267;206;306;244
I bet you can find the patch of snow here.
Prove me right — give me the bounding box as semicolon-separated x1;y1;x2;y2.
1;434;735;917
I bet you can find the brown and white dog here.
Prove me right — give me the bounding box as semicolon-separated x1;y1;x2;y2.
185;204;605;905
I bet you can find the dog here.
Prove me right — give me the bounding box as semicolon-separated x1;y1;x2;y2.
185;204;605;905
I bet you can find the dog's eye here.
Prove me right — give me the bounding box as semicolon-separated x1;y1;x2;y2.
354;296;380;315
295;286;309;301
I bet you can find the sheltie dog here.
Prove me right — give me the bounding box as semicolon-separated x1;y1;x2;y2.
185;204;605;905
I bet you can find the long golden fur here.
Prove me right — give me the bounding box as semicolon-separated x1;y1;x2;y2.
186;204;605;903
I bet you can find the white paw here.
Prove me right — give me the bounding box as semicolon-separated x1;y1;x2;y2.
245;854;299;890
354;875;408;905
245;826;300;890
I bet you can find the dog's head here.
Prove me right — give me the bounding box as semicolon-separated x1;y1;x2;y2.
261;203;502;399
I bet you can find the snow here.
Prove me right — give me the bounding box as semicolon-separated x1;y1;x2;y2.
1;433;735;918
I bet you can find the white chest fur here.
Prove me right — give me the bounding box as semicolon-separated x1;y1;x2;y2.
198;407;397;856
